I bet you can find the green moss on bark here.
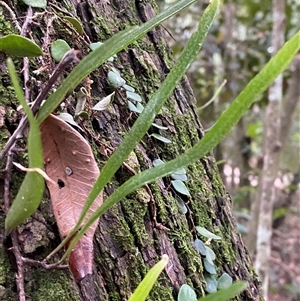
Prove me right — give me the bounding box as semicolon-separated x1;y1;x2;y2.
28;269;80;301
0;8;18;35
0;247;17;300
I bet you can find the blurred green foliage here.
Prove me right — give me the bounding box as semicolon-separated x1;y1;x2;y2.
159;0;300;178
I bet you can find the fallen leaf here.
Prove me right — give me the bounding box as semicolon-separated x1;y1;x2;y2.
40;114;103;282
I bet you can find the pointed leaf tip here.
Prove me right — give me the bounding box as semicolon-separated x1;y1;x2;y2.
0;34;43;57
64;17;84;35
128;255;168;301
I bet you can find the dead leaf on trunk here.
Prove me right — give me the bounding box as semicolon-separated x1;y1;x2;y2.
40;114;103;282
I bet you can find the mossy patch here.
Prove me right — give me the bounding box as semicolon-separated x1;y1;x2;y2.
0;8;18;36
28;269;80;301
0;230;18;300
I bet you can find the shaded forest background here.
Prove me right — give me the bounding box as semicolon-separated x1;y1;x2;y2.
158;0;299;300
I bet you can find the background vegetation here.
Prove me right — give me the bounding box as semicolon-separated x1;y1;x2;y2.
158;0;300;300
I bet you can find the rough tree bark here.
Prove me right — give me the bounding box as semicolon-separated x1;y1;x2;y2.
0;1;262;301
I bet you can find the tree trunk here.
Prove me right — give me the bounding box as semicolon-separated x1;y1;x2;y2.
0;1;262;301
252;1;285;299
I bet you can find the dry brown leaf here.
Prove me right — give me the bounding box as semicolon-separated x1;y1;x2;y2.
40;114;103;282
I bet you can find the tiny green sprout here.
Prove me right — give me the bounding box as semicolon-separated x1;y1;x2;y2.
51;39;71;62
194;238;207;256
172;167;186;175
203;258;217;275
171;180;190;196
150;133;172;144
178;278;246;299
126;91;142;102
152;158;165;167
107;70;126;88
195;226;222;240
90;42;116;61
204;274;218;293
89;42;103;51
128;101;144;113
176;196;188;214
136;102;144;112
151;123;168;130
170;167;188;182
110;67;120;75
171;173;188;181
217;273;233;289
178;284;197;301
205;246;216;264
123;84;135;92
